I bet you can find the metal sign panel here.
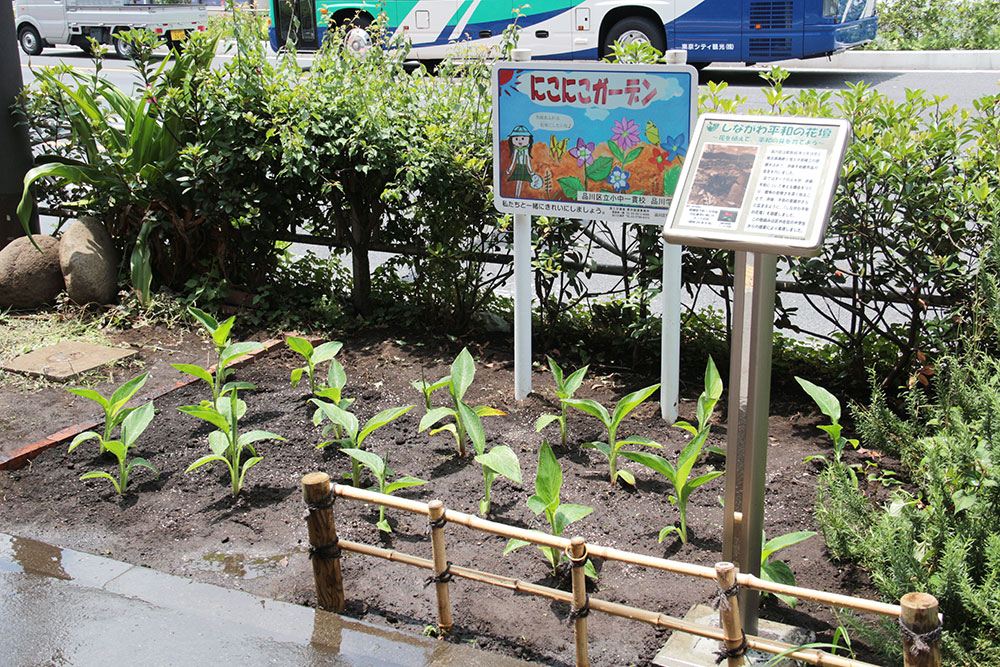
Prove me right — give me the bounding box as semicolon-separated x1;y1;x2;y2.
492;61;697;225
662;113;851;256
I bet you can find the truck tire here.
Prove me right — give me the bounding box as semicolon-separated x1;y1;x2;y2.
113;34;136;59
603;16;666;57
18;26;43;56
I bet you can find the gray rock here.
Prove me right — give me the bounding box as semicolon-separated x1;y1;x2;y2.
59;216;120;305
0;235;64;309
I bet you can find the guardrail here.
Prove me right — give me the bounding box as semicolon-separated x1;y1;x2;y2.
301;472;943;667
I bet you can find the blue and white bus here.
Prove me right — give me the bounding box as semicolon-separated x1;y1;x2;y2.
268;0;877;65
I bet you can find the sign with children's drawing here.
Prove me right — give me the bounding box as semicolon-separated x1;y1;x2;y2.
492;62;697;224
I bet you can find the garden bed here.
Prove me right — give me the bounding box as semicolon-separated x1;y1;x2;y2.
0;329;884;666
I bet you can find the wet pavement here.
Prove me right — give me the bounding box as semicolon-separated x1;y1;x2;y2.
0;533;534;666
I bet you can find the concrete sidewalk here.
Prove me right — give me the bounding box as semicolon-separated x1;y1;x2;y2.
0;532;534;667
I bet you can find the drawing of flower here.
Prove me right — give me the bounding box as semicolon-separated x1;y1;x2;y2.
568;138;596;167
607;166;630;193
648;147;669;173
663;134;688;162
610;117;640;151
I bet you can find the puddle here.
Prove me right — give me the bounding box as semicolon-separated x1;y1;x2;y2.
195;549;303;579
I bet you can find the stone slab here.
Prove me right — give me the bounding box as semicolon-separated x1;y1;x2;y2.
652;604;814;666
2;341;137;381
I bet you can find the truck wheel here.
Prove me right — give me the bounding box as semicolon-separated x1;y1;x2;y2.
19;26;43;56
603;16;666;57
114;35;136;59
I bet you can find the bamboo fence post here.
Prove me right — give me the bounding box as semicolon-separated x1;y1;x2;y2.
715;562;746;667
569;537;591;667
427;500;453;634
900;593;942;667
302;472;344;612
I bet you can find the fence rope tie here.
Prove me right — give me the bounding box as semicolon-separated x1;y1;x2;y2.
712;581;740;612
303;489;336;519
569;594;591;622
309;537;342;561
428;512;448;532
898;617;943;655
424;561;454;587
713;631;748;664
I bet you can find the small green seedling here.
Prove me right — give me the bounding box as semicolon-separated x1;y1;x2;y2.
67;373;150;454
564;383;661;485
311;356;354;437
311;399;414;487
342;448;427;532
172;306;264;403
504;441;597;579
182;385;285;496
287;336;343;396
412;371;451;411
623;358;724;544
796;377;859;474
418;348;505;457
70;401;158;494
473;445;522;516
535;357;589;447
760;529;816;607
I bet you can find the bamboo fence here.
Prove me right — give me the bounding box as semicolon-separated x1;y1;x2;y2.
301;472;942;667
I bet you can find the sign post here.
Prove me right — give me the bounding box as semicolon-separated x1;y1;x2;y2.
663;112;851;633
492;58;697;416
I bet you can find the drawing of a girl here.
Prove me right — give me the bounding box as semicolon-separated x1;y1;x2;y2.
505;125;541;197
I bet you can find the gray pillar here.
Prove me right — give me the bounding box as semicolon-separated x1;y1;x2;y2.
1;1;39;249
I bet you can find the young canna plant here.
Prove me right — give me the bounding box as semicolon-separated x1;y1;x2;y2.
411;371;451;411
473;445;522;516
622;358;724;544
182;384;286;496
564;383;661;486
796;377;859;471
342;448;427;532
504;441;597;579
761;529;816;607
172;306;264;403
311;399;414;487
287;336;343;396
67;373;149;454
418;348;505;457
311;356;354;438
70;401;158;494
535;357;589;447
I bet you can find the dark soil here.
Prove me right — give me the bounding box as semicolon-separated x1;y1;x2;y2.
0;327;886;666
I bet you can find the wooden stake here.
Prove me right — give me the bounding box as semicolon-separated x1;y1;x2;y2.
900;593;941;667
427;500;453;634
302;472;344;612
715;562;746;667
570;537;590;667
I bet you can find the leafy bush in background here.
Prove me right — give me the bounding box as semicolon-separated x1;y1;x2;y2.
871;0;1000;50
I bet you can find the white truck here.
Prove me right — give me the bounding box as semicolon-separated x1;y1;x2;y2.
14;0;208;58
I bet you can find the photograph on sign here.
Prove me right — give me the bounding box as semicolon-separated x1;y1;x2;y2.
492;62;697;225
662;113;851;255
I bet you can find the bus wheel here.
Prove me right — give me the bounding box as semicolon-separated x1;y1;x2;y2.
344;27;372;56
604;16;666;56
18;26;43;56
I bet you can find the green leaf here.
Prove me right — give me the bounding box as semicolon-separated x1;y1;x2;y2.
761;530;816;563
503;538;531;555
312;341;343;364
419;406;455;432
385;476;427;494
458;401;486;455
286;336;314;358
534;441;562;508
623;146;643;164
658;525;679;543
376;519;392;533
178;404;230;433
68;431;102;453
65;387;109;409
238;456;263;491
688;470;724;490
563;398;610;428
212;316;236;348
103;440;126;459
474;405;506;418
185;454;229;473
359;405;413;446
327;358;347;390
611;384;659;427
450;348;476;401
220;341;265;369
186;306;219;334
171;363;214;386
552;503;593;535
475;446;522;484
238;430;286;447
526;494;549;515
311;399;359;441
795;377;841;424
761;559;798;607
618;435;661;448
79;471;120;493
616;469;636;486
290;368;305;387
121;401;155;447
127;457;158;478
535;414;561;432
208;431;230;457
109;373;149;414
563;366;588;396
342;448;385;479
558;176;584;200
584;559;598;580
547;357;565;388
620;451;676;481
585;156;615;182
663;164;681;197
607;140;625;163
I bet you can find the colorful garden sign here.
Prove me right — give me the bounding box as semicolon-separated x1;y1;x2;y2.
492;62;697;225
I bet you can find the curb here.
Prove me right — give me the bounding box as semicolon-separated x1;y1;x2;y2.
0;336;287;471
712;49;1000;71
